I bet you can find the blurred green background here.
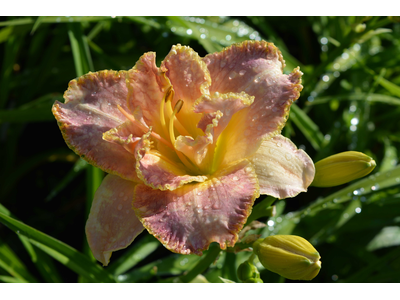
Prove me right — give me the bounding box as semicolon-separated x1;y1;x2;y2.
1;16;400;283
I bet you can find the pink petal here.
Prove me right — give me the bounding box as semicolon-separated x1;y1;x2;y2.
52;70;140;182
175;91;254;172
126;52;171;137
161;44;211;137
194;91;254;141
135;130;208;190
86;174;144;266
249;135;315;199
203;41;303;166
133;160;260;255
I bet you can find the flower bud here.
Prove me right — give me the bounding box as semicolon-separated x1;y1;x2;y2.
244;278;263;283
237;261;260;282
312;151;376;187
253;235;321;281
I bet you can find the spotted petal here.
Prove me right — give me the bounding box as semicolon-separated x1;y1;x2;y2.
86;174;144;266
133;160;260;255
126;52;171;138
204;41;303;166
249;135;315;199
52;70;139;181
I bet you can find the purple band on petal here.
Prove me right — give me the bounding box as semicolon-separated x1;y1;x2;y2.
133;160;260;255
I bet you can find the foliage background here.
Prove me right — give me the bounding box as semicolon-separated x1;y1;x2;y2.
1;16;400;283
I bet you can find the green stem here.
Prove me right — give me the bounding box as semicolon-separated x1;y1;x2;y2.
244;197;276;226
179;244;220;283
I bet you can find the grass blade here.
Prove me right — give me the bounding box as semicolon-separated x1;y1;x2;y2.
0;238;37;283
107;234;159;276
0;212;115;282
289;103;325;150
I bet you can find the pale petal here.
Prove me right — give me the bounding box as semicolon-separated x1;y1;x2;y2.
161;44;211;137
175;91;254;173
135;130;207;190
194;91;254;141
52;70;140;182
249;135;315;199
126;52;171;138
204;41;303;166
102;120;141;155
86;174;144;266
133;160;260;255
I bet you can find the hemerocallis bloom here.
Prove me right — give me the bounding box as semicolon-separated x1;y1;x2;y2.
52;40;315;266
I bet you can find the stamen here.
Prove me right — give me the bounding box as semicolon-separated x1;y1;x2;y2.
168;100;199;172
169;99;184;145
160;86;174;139
117;105;174;149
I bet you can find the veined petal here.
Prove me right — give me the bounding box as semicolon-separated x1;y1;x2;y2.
194;91;254;141
102;120;142;155
204;41;303;166
175;133;214;172
133;160;260;255
161;44;211;137
126;52;171;138
52;70;139;181
249;135;315;199
135;130;207;190
85;174;144;266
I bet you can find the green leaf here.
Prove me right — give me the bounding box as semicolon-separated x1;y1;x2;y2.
0;204;62;283
292;164;400;221
289;103;325;150
218;276;236;283
0;16;116;27
377;77;400;98
0;238;37;283
46;158;88;201
366;226;400;251
307;93;400;106
118;253;202;283
179;244;221;283
107;234;159;276
0;212;115;282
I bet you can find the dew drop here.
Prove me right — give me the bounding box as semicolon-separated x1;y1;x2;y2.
119;192;125;197
239;70;246;76
371;184;379;191
233;176;239;181
355;207;362;214
285;153;292;160
277;143;282;147
220;60;226;68
117;204;123;210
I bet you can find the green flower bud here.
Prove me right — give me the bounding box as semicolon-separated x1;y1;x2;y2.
253;235;321;281
312;151;376;187
237;261;260;282
244;278;263;283
354;23;366;33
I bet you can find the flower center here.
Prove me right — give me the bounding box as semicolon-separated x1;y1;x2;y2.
118;87;200;174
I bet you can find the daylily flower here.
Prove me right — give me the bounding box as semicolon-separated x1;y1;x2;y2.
52;40;315;266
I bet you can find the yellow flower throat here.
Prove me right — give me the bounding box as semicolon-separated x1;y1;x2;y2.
117;86;202;175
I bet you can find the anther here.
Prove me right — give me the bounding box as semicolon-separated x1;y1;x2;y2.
164;86;174;103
